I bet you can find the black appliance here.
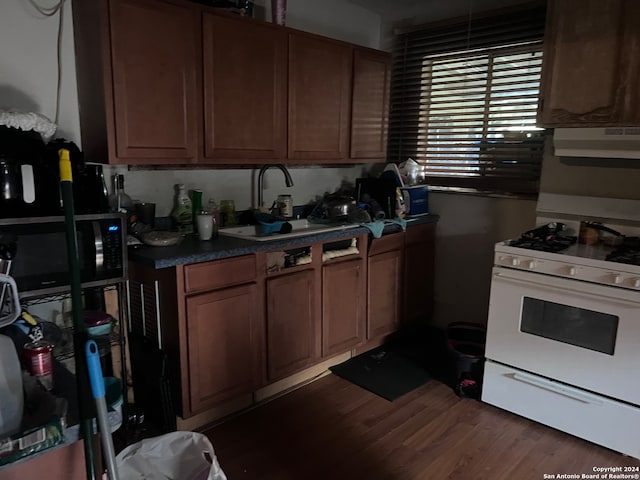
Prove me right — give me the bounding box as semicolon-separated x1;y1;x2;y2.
355;177;398;220
0;213;126;297
0;126;59;217
0;127;109;218
45;139;109;215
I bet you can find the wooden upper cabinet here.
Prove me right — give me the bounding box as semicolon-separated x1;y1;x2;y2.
108;0;199;162
538;0;640;126
288;33;352;161
350;48;391;159
203;14;287;161
74;0;392;165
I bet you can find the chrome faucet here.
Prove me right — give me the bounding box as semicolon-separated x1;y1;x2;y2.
257;164;294;208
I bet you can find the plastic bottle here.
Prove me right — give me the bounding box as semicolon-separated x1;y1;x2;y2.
171;184;193;234
0;334;23;437
207;199;221;236
219;200;236;227
191;190;203;234
108;174;133;213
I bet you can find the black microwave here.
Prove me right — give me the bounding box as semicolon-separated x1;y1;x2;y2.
0;213;126;298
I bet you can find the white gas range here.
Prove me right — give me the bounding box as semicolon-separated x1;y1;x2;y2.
482;194;640;460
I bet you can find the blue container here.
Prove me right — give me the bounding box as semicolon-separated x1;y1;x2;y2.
401;186;429;216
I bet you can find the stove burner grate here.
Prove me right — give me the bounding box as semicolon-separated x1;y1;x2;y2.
508;236;576;252
606;249;640;265
509;222;577;252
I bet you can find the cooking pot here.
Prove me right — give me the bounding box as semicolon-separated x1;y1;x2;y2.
310;194;356;221
579;221;623;246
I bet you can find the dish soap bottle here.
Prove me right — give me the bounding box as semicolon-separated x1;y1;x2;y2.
108;174;133;213
171;184;192;234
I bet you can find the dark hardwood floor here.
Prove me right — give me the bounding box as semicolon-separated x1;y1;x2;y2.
204;374;640;480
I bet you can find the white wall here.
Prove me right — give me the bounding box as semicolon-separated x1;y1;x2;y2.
539;135;640;200
429;192;536;328
112;164;372;216
0;0;80;140
264;0;381;48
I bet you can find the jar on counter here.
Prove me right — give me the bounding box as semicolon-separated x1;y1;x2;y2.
219;199;236;227
277;194;293;218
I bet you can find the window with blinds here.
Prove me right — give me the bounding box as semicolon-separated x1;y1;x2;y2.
389;3;547;194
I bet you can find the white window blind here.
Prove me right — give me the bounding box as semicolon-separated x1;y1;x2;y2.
389;3;547;194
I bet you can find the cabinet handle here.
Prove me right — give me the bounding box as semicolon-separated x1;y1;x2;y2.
154;280;162;350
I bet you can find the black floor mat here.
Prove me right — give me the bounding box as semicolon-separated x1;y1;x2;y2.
330;342;431;401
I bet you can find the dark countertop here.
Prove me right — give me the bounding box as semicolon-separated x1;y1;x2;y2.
128;214;439;269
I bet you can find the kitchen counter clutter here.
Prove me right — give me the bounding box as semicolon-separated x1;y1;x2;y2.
128;214;438;269
126;215;437;428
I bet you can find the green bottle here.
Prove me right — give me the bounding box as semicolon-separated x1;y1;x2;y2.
171;184;192;234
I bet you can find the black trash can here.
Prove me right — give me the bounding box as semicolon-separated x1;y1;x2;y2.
446;322;486;399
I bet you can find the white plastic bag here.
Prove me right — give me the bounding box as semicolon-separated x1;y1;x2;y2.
116;431;227;480
398;158;420;185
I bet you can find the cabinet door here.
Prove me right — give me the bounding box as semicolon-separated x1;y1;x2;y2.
350;48;390;159
368;249;402;339
538;0;627;126
203;14;287;161
322;258;366;356
288;33;352;161
403;223;435;325
185;283;262;413
109;0;199;162
266;269;319;381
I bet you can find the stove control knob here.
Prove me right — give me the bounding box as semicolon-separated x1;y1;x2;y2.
634;278;640;289
525;260;536;270
612;274;623;285
511;257;520;267
568;266;576;276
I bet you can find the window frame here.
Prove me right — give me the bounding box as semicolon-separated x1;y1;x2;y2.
388;3;547;196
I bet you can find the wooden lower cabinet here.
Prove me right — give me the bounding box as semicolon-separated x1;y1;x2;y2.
126;222;436;422
265;269;319;381
403;222;436;325
322;258;366;356
367;237;403;339
185;283;263;412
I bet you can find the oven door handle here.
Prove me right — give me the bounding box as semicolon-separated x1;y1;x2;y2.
513;372;603;406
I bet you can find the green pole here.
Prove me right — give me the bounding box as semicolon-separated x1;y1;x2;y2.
58;148;98;480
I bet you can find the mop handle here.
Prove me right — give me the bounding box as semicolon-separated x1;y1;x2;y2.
86;341;120;480
59;148;98;480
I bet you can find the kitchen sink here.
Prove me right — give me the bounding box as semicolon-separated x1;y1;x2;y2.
218;218;357;242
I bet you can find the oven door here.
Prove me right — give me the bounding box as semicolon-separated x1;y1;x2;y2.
486;266;640;405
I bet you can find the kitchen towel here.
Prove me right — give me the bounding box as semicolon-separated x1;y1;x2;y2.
360;218;408;238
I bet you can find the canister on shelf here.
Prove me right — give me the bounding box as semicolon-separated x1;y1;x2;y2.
23;340;54;391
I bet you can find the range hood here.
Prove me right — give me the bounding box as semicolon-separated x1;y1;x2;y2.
553;127;640;159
